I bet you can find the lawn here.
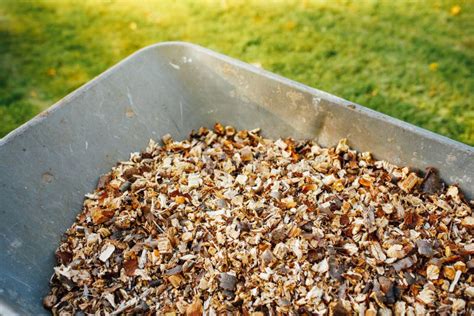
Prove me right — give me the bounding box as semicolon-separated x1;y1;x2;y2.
0;0;473;145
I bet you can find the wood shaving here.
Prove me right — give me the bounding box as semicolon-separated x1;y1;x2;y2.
45;124;473;314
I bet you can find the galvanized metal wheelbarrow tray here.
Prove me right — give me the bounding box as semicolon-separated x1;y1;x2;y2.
0;42;472;314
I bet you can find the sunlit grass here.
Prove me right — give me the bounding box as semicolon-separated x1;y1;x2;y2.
0;0;473;144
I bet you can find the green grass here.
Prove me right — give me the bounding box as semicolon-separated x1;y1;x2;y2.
1;0;473;144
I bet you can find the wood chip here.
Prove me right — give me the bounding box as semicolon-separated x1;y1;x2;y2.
417;288;435;305
416;239;434;257
219;273;237;291
123;257;138;276
185;296;203;316
97;173;112;189
420;167;444;194
387;244;404;259
393;257;414;272
156;236;172;254
44;124;473;314
398;173;421;193
461;216;474;229
426;265;439;280
99;244;115;262
168;274;183;288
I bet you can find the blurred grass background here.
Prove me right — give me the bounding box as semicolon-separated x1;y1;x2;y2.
0;0;473;144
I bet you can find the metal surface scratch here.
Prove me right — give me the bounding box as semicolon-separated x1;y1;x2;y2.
9;239;22;249
169;62;180;70
8;275;32;291
126;87;134;107
179;101;183;128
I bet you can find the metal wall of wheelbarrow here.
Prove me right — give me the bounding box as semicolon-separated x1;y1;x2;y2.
0;42;472;314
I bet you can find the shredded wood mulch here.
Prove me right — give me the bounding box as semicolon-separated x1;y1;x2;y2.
45;124;473;315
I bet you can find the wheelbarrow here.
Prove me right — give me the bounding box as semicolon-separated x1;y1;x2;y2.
0;42;472;314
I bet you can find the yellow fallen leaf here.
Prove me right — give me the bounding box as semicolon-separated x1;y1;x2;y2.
253;15;263;24
450;5;461;16
429;63;438;71
129;22;137;30
47;68;56;77
283;21;296;31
